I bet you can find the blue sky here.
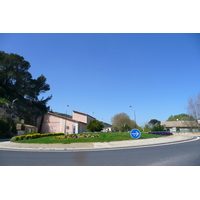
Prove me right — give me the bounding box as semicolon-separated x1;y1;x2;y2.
1;33;200;126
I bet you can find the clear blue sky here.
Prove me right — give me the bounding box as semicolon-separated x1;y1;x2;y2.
1;33;200;126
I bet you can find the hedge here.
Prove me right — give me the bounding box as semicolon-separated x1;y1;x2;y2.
10;132;64;142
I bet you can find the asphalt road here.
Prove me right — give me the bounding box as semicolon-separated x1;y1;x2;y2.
1;137;200;166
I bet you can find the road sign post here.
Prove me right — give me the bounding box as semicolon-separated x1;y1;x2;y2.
130;129;141;139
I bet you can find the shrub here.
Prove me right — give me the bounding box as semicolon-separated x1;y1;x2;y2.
0;117;17;139
10;132;65;141
86;120;104;132
23;132;37;135
10;136;17;142
151;124;165;132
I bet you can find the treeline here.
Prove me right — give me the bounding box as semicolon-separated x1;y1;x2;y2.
0;51;52;138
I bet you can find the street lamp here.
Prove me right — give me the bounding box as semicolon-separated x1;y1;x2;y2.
130;106;136;128
12;98;18;105
65;105;69;134
66;105;69;116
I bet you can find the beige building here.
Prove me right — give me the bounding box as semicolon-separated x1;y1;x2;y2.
161;120;200;132
17;124;38;135
37;110;95;134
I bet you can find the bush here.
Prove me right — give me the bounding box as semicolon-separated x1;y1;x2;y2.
86;120;104;132
151;124;165;132
0;117;17;139
23;132;37;135
10;132;65;141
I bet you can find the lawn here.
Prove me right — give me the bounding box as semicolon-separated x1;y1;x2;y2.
15;132;169;144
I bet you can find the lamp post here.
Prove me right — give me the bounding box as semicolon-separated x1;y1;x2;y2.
12;98;18;105
65;105;69;134
66;105;69;116
130;106;136;128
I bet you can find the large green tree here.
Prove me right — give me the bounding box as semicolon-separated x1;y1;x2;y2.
0;51;52;126
148;119;160;129
166;114;191;121
86;120;104;132
111;112;136;132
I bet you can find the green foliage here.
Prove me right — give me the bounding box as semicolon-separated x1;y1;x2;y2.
136;126;145;132
167;114;192;121
121;124;131;132
10;132;64;142
0;117;17;138
148;119;160;129
0;51;52;125
111;112;136;132
86;120;104;132
0;117;10;138
141;123;151;132
0;98;10;106
151;124;165;131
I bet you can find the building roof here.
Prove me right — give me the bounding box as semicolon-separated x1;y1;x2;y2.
43;112;87;125
161;120;198;128
24;124;38;128
72;110;96;120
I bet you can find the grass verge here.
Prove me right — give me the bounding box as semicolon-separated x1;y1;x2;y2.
14;132;169;144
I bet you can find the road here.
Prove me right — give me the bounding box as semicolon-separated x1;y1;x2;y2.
0;137;200;166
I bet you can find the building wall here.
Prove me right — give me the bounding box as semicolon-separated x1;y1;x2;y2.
87;115;95;124
73;111;95;124
40;114;60;133
37;113;87;134
72;111;87;123
78;122;87;133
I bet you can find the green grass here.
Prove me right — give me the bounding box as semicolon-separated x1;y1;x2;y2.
14;132;168;144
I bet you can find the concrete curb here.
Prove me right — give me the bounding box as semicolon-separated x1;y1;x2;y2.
0;135;197;151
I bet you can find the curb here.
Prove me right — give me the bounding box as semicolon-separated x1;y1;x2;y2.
0;135;197;151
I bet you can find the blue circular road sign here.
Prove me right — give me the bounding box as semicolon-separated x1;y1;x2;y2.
130;129;141;139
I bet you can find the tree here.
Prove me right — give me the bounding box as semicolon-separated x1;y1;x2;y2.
121;124;131;132
166;114;191;121
141;122;151;132
148;119;165;131
0;51;32;98
86;120;104;132
0;117;17;138
186;94;200;120
0;51;52;126
148;119;160;129
111;112;136;132
151;124;165;131
185;94;200;129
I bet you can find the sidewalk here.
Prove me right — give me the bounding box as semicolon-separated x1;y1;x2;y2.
0;134;197;151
